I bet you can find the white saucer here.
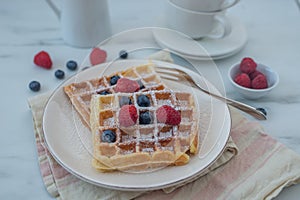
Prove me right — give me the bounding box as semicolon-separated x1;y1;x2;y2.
153;15;247;60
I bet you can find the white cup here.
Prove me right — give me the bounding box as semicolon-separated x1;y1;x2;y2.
46;0;111;48
165;0;235;40
171;0;239;12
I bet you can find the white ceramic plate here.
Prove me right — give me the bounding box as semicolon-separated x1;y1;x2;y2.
153;15;247;60
43;60;231;191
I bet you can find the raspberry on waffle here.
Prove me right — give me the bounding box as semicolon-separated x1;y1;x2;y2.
63;64;166;128
90;90;199;172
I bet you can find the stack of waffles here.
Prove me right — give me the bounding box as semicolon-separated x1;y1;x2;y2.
64;63;200;172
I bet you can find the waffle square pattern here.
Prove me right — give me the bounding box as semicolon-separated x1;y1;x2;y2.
90;90;199;172
64;64;166;128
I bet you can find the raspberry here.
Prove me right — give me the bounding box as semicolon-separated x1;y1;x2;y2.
114;78;140;93
156;105;181;125
249;70;263;80
251;74;268;89
240;57;257;74
234;73;251;88
89;47;107;66
118;105;138;127
33;51;52;69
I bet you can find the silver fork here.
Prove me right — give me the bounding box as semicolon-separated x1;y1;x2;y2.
156;66;267;120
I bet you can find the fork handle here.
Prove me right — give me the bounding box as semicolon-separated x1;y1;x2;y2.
204;91;267;120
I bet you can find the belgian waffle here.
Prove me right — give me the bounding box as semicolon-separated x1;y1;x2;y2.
64;64;166;128
90;90;199;172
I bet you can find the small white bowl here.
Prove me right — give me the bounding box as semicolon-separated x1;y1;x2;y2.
228;63;279;99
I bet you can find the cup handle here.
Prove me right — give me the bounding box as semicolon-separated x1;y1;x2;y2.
206;15;231;39
45;0;61;19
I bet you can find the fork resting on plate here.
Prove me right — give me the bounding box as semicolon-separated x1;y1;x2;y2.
156;66;267;120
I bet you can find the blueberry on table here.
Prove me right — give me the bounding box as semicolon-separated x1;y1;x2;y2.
110;75;121;85
137;95;150;107
139;111;153;124
119;96;132;106
66;60;78;70
29;81;41;92
101;130;116;143
55;69;65;79
98;90;111;95
119;50;128;59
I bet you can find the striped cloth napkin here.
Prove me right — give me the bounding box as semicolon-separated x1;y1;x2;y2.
28;51;300;200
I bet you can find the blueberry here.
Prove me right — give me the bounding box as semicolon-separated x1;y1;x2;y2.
66;60;78;70
110;75;120;85
256;107;267;116
137;80;145;90
98;90;111;95
139;111;153;124
119;96;132;107
119;50;128;59
101;130;116;143
29;81;41;92
55;69;65;79
137;95;150;107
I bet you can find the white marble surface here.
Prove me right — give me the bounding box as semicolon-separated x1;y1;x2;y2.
1;0;300;199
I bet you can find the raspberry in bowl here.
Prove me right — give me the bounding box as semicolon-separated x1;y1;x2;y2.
228;57;279;99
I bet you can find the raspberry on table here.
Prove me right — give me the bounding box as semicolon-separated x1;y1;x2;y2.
33;51;52;69
118;105;138;127
240;57;257;74
251;74;268;89
114;78;140;93
89;47;107;66
156;105;181;125
234;73;251;88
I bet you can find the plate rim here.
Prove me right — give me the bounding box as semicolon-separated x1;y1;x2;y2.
42;59;231;191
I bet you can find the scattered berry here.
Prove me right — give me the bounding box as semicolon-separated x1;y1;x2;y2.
234;73;251;88
156;105;181;125
137;95;151;107
90;47;107;66
114;78;140;93
118;105;138;127
101;130;116;143
33;51;52;69
249;70;263;80
29;81;41;92
251;74;268;89
54;69;65;79
139;111;153;124
110;75;121;85
98;90;111;95
119;96;132;107
119;50;128;59
256;107;267;116
240;57;257;74
66;60;78;70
